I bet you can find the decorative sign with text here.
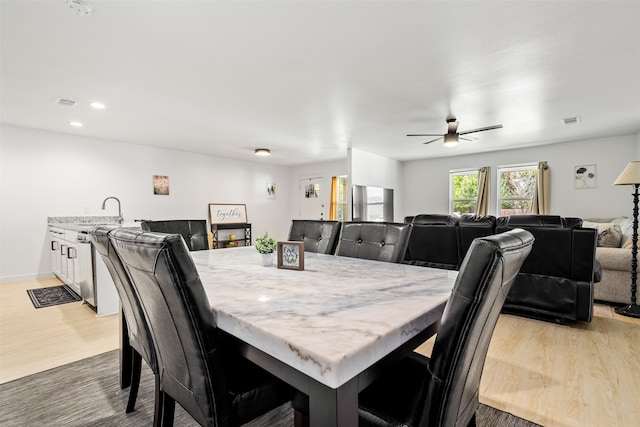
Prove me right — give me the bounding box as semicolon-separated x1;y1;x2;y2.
277;241;304;271
208;204;248;224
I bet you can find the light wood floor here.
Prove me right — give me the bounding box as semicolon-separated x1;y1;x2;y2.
0;278;119;384
1;278;639;426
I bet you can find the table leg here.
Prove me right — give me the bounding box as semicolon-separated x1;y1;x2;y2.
309;377;358;427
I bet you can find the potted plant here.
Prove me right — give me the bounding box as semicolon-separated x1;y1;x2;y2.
255;231;277;266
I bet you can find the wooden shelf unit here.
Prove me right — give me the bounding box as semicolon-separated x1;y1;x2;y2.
211;223;252;249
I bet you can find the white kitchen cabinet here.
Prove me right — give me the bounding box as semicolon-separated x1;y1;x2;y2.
48;225;114;314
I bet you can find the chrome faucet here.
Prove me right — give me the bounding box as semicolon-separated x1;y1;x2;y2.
101;196;123;224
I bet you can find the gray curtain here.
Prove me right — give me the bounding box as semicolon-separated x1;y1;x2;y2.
474;167;490;216
532;161;550;214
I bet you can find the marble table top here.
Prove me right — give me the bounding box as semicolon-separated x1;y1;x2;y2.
191;247;455;389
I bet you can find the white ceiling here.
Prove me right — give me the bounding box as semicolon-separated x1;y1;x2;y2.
1;1;639;166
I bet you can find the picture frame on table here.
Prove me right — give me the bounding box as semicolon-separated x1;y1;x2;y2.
208;204;248;224
277;241;304;271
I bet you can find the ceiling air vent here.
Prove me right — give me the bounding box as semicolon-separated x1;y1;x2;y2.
562;116;581;125
56;98;77;107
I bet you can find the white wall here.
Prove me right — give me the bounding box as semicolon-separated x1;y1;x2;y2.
0;124;293;283
349;148;403;221
401;134;636;220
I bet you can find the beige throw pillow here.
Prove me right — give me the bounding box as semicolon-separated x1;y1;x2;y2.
598;224;622;248
582;221;612;233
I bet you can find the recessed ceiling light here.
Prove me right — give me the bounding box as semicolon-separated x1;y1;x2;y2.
70;121;84;127
90;101;105;110
254;148;271;156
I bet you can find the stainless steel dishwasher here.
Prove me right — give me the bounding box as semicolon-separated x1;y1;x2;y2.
74;230;96;306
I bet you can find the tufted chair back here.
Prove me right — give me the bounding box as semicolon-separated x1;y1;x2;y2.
336;221;412;263
140;219;209;251
288;220;342;254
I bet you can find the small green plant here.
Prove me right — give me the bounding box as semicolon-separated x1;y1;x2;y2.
255;231;277;254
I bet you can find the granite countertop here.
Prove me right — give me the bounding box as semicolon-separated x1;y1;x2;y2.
47;216;139;232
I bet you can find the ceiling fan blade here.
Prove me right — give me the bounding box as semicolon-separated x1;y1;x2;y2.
422;137;442;145
460;136;475;141
407;133;443;137
459;124;503;135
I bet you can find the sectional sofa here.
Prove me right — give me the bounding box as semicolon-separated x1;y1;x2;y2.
403;214;598;323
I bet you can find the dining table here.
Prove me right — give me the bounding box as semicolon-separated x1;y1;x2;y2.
188;246;456;427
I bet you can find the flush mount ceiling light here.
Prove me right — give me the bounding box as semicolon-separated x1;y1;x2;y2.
90;101;105;110
66;0;92;15
69;121;83;127
254;148;271;156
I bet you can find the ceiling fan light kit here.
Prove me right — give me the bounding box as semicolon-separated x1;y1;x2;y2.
443;133;459;147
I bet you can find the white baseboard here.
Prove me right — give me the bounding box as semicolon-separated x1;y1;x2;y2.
0;272;56;284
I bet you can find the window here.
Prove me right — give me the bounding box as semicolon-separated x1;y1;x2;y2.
450;169;478;215
329;176;348;221
497;164;537;216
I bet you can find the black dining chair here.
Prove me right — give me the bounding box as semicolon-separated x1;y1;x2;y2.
358;228;534;427
108;228;293;427
288;219;342;254
140;219;209;251
335;221;412;263
89;226;159;420
293;228;534;427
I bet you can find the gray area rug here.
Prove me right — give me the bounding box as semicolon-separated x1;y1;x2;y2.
0;350;542;426
26;285;81;309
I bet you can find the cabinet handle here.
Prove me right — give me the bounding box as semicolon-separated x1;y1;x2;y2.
68;247;77;259
51;241;59;251
61;245;67;255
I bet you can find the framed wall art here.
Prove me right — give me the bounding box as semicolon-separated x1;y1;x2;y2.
208;204;248;224
153;175;169;195
575;165;596;189
277;241;304;271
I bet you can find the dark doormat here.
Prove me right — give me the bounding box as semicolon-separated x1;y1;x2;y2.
26;285;82;309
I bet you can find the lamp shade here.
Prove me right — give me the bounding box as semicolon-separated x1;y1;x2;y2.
614;161;640;185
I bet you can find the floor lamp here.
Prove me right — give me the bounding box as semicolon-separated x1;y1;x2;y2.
614;161;640;318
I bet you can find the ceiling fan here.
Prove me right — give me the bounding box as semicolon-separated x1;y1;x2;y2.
407;116;503;147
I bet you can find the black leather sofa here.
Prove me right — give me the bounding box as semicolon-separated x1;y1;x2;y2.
404;214;598;323
404;214;460;270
